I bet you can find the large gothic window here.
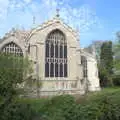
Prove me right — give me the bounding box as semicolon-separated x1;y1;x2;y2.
45;29;67;77
1;42;23;56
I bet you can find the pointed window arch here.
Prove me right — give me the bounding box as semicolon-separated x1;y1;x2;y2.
1;42;23;56
45;29;67;77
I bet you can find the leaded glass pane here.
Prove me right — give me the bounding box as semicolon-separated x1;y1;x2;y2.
46;43;49;57
55;44;58;58
60;63;63;77
50;43;54;57
50;63;54;77
45;62;49;77
64;63;67;77
60;45;63;58
55;63;58;77
64;45;67;58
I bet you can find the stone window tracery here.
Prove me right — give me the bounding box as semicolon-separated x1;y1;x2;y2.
1;42;23;56
45;29;67;77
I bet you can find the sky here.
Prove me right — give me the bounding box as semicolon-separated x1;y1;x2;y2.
0;0;120;47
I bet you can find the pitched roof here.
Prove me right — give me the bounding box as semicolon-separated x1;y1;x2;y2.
0;28;30;43
25;16;79;42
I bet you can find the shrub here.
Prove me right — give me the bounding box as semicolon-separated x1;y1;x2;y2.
38;95;75;120
113;75;120;86
37;94;120;120
1;89;120;120
0;101;37;120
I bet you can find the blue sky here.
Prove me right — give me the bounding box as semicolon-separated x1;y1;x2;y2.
0;0;120;47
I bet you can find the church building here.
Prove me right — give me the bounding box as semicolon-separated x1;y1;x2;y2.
0;13;100;96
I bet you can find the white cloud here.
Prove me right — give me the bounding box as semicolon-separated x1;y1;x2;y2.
23;0;32;4
60;4;103;34
0;0;102;30
0;0;104;46
0;0;9;19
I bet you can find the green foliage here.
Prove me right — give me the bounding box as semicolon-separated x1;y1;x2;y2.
20;88;120;120
38;95;76;120
0;53;30;100
113;40;120;71
0;101;36;120
112;32;120;86
99;41;114;87
0;53;34;120
112;75;120;86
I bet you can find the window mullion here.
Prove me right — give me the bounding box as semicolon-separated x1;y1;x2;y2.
2;42;23;56
45;30;67;78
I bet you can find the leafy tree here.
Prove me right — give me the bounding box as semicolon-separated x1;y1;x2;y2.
0;53;34;120
112;32;120;85
0;53;31;100
113;32;120;71
99;41;113;87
